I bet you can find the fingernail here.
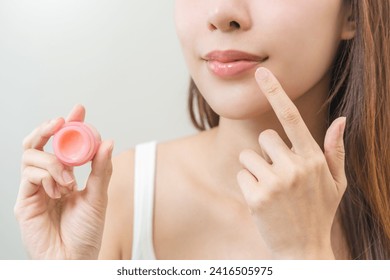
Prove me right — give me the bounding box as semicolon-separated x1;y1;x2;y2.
256;67;269;81
62;170;74;184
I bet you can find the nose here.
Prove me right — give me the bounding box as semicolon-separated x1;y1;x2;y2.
207;1;252;32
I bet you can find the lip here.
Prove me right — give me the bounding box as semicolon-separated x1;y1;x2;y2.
203;50;268;78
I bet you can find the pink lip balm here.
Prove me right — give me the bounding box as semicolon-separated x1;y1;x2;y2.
53;122;101;166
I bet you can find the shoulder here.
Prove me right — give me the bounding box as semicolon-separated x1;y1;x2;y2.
99;148;135;260
99;131;212;259
157;130;215;164
153;131;217;252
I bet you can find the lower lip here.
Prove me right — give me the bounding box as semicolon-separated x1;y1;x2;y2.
206;60;260;78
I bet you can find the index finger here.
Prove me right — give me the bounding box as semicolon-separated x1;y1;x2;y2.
22;118;65;151
255;67;317;154
22;104;86;151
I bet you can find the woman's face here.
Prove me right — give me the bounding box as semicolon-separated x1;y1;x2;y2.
175;0;354;120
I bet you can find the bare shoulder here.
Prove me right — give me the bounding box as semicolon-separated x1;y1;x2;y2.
154;131;217;258
99;131;212;260
158;130;214;163
99;148;135;260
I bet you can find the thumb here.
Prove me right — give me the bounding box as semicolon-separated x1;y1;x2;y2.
324;117;347;192
84;140;114;204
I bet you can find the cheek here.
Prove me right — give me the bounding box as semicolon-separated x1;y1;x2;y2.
263;3;343;100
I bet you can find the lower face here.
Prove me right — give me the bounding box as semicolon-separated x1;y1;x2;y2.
175;0;347;120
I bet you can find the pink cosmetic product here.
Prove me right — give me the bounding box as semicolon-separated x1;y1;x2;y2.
53;122;101;166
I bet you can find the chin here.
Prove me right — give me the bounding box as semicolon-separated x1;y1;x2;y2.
195;72;272;117
208;97;272;121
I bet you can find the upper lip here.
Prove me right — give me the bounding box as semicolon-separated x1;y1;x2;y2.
203;50;267;63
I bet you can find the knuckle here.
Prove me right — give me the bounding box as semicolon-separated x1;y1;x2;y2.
339;176;348;189
265;83;281;96
267;175;283;189
335;148;346;161
246;192;266;210
307;155;326;171
264;188;278;201
22;120;52;150
285;156;325;186
13;204;21;220
41;172;53;184
288;166;305;187
22;126;42;149
275;162;304;188
47;156;59;168
249;190;277;212
324;141;345;161
21;167;30;178
279;106;301;125
47;158;64;177
21;149;34;167
21;150;29;164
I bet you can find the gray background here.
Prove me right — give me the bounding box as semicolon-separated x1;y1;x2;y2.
0;0;194;259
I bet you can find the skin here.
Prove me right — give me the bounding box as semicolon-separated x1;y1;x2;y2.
15;0;356;259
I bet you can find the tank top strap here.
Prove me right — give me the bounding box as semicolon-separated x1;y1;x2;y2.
131;141;157;260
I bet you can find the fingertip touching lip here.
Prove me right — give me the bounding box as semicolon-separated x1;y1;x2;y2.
203;50;269;78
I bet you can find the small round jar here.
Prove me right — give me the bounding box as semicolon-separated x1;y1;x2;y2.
53;122;101;166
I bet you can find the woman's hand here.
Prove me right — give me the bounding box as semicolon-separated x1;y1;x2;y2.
237;68;347;259
14;105;114;259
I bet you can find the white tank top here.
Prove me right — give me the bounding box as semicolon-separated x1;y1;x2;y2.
131;141;157;260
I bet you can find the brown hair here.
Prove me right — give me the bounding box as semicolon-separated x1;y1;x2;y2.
187;0;390;259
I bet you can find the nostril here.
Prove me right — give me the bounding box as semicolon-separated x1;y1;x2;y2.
229;21;240;29
208;20;241;32
208;23;217;31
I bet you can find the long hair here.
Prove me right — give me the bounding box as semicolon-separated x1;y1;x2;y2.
187;0;390;259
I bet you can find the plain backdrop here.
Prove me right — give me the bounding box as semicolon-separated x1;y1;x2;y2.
0;0;195;259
